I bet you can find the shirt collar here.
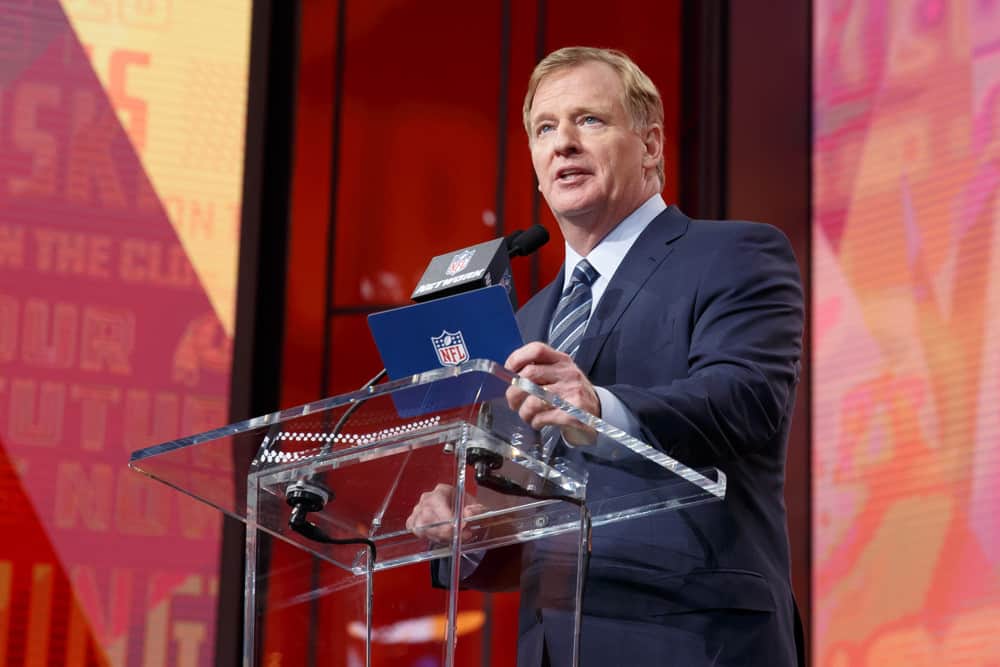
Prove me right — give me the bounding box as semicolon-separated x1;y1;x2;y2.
562;194;667;294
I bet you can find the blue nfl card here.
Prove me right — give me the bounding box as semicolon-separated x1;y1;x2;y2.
367;285;524;415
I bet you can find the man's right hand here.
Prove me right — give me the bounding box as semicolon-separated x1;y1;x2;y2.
405;483;486;543
505;341;600;445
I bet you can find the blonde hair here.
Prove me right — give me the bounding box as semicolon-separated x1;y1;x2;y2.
523;46;665;186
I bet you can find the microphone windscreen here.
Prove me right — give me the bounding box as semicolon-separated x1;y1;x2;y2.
504;229;524;255
509;224;549;256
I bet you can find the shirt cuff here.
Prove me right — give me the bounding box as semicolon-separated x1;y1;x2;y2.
576;386;642;460
594;386;641;436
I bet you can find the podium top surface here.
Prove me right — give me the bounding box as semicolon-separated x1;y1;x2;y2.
128;359;726;570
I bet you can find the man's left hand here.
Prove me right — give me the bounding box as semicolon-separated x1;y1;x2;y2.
505;342;600;445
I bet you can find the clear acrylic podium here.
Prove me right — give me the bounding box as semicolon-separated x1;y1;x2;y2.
128;360;726;667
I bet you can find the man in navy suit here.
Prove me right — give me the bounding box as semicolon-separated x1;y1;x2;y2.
408;46;803;666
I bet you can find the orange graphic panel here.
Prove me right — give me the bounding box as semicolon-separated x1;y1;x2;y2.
0;1;249;664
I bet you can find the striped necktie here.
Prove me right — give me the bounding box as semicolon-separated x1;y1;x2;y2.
548;259;600;357
539;259;599;461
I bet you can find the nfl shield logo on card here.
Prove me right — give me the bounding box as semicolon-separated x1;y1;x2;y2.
431;330;469;366
446;248;476;276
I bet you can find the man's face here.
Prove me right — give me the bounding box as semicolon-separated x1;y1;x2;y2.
528;61;655;230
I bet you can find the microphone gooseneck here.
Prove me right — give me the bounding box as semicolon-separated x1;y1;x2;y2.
285;368;388;548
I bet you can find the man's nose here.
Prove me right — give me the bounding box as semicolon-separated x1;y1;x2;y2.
553;125;580;155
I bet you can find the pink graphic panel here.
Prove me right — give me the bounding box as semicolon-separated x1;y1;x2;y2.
0;1;247;663
814;0;1000;664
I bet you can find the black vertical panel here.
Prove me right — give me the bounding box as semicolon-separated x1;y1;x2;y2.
727;0;813;662
320;0;348;400
494;0;513;240
529;0;548;294
309;4;349;661
482;3;513;663
218;0;299;664
679;0;728;219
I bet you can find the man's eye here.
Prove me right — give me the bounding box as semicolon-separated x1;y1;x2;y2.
582;116;601;125
537;124;554;135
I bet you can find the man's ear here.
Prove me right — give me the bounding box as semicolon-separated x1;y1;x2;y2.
642;124;664;167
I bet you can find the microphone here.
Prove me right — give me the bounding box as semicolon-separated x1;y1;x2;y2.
410;226;549;304
507;224;549;257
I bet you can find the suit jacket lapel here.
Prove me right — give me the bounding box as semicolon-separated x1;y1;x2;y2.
573;206;690;376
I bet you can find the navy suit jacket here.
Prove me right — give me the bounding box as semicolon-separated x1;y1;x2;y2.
510;206;804;667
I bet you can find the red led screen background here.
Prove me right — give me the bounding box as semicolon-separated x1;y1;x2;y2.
278;1;681;664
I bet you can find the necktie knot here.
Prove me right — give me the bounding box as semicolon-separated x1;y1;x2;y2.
570;259;599;289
